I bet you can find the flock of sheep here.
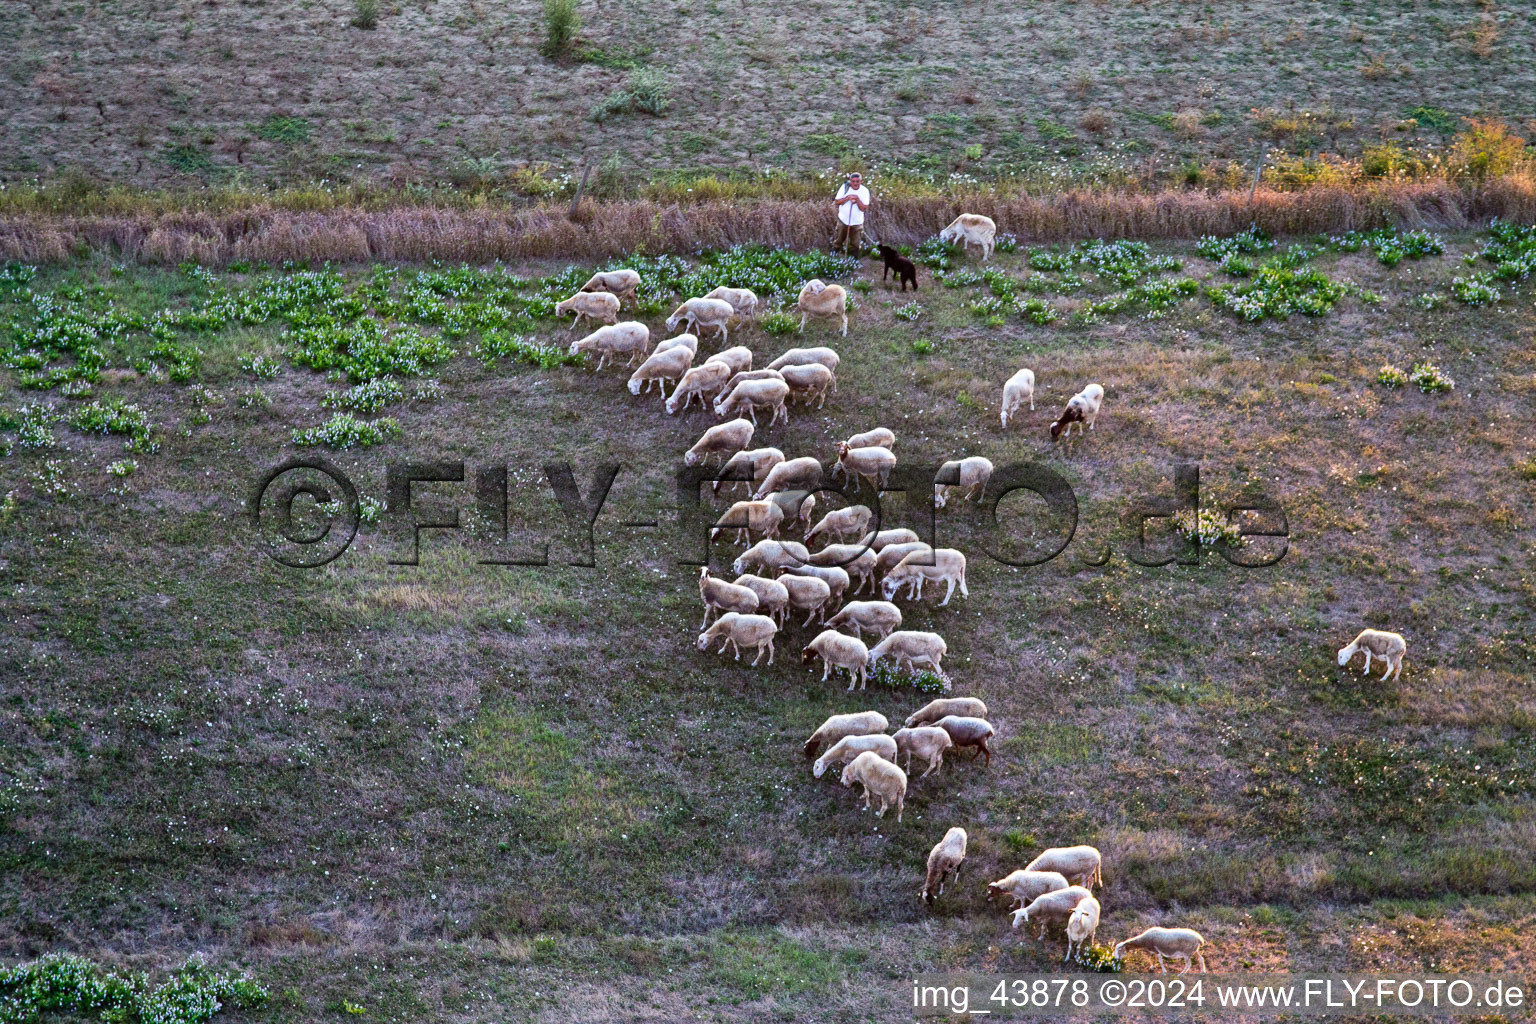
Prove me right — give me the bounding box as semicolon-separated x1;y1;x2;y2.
552;222;1411;972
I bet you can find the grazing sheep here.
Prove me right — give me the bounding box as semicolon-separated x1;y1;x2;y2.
1013;885;1093;941
724;368;787;394
921;827;967;905
934;716;994;765
781;363;836;409
858;527;920;551
780;573;834;626
825;600;902;640
768;346;842;374
684;418;754;467
845;427;895;450
867;630;948;681
754;457;823;501
892;725;953;779
802;630;870;690
1050;383;1105;440
705;346;754;377
881;548;968;607
666;361;733;415
1337;628;1407;682
763;489;817;530
1066;896;1101;961
555;290;621;330
711;499;784;546
835;442;896;492
873;542;932;581
696;611;779;666
698;567;760;629
732;538;811;575
667;297;737;344
802;710;889;759
580;269;641;305
905;697;987;728
627;345;694;397
807;545;878;593
781;563;850;608
1001;368;1036;428
874;244;919;292
807;505;873;547
654;332;699;357
714;447;785;495
568;321;651;370
933;457;994;508
1114;928;1208;974
732;573;790;625
840;750;907;821
938;213;998;261
1024;846;1103;889
812;733;898;779
714;378;790;427
702;286;759;320
797;279;849;337
986;870;1070;910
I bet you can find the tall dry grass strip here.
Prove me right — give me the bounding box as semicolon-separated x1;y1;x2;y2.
2;178;1533;266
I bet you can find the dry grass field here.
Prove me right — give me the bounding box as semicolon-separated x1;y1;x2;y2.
1;223;1534;1020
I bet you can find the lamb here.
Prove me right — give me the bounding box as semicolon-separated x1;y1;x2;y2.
711;499;784;546
768;346;841;374
733;538;811;575
905;697;988;728
802;629;871;690
806;545;878;594
754;457;822;501
933;457;993;508
654;332;699;357
1024;846;1103;889
780;573;835;626
840;750;907;821
892;725;953;779
881;548;968;607
1337;628;1407;682
986;870;1070;910
567;321;651;370
705;346;753;377
627;344;694;397
696;612;779;666
811;733;898;779
1065;896;1101;962
938;213;998;261
835;442;896;492
666;361;733;415
732;573;789;626
858;527;920;551
921;827;967;905
580;268;641;305
806;505;873;547
1050;383;1105;440
1113;928;1208;974
702;286;759;320
684;418;754;466
802;710;889;759
1012;885;1093;941
934;715;994;765
698;567;760;629
797;279;849;337
867;630;948;681
874;244;918;292
1000;369;1036;428
845;427;895;450
714;377;790;428
781;363;836;409
555;290;620;330
667;297;736;344
824;600;901;640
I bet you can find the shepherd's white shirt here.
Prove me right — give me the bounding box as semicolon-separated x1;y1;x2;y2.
836;184;870;227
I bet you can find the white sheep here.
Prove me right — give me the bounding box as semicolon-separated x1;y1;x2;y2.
835;442;896;492
802;710;889;759
705;346;753;377
723;368;786;394
872;541;932;582
1066;896;1101;961
754;457;822;501
1025;846;1103;889
702;286;759;320
713;377;790;427
797;279;849;336
732;573;789;625
762;489;817;530
684;418;754;466
858;527;920;551
714;447;785;495
666;361;733;415
938;213;998;261
698;567;760;629
845;427;895;450
867;630;948;682
555;290;621;330
654;332;699;357
711;499;784;546
781;363;836;409
567;321;651;370
802;629;870;690
905;697;987;728
881;548;968;607
1012;885;1093;941
1114;928;1208;974
780;573;834;626
806;545;878;594
627;345;693;397
667;297;736;344
1050;383;1105;440
732;538;810;575
812;733;898;779
768;346;841;373
580;269;641;305
840;750;907;821
806;505;873;547
1000;368;1035;428
824;600;901;640
892;725;953;779
1337;628;1407;681
696;611;779;666
921;827;968;905
933;457;993;508
986;869;1070;909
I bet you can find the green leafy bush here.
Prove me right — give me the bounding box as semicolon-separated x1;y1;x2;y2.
1450;274;1500;305
473;332;579;369
1196;226;1274;261
292;413;402;449
66;397;154;449
760;311;798;335
539;0;580;59
322;377;404;413
1408;361;1455;393
893;301;923;321
1377;364;1409;388
0;952;268;1024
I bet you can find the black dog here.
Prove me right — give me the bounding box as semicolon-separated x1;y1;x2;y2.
873;243;919;291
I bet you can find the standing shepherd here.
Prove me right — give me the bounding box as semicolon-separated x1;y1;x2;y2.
832;172;871;256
